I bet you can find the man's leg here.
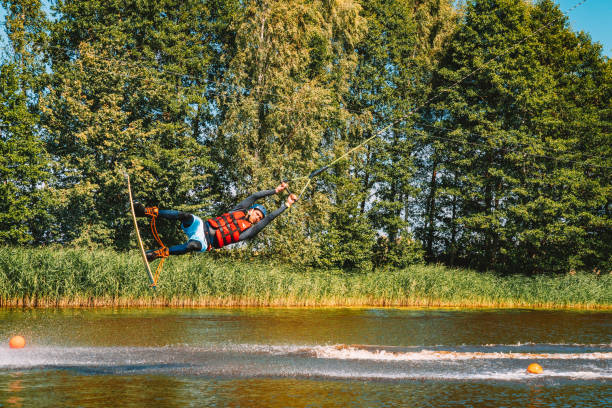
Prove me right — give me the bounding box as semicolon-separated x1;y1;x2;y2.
135;203;201;261
169;239;202;255
146;240;201;262
134;202;194;228
157;209;194;229
145;247;168;262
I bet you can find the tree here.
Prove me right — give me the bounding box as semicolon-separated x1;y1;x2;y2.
425;0;611;273
317;142;375;270
1;0;52;244
508;0;612;273
0;63;50;244
42;0;216;248
343;0;455;267
211;0;366;264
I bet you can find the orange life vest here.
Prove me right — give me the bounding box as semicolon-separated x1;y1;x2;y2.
207;210;252;248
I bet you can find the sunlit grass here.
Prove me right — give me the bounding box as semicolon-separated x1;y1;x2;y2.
0;247;609;308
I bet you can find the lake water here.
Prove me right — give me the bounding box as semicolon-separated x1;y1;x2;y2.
1;308;610;407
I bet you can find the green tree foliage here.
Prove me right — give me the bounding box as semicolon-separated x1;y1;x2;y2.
0;63;50;244
513;0;612;273
211;0;367;264
42;0;216;248
1;0;52;244
317;142;375;270
423;0;611;273
0;0;608;274
340;0;455;268
1;0;49;93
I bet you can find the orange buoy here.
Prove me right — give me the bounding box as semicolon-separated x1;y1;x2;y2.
527;363;543;374
9;335;26;349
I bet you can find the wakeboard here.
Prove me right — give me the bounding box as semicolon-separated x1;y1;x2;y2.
125;172;157;288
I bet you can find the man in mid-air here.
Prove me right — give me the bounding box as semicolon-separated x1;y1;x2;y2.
135;182;297;261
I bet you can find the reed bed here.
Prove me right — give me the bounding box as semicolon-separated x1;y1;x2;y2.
0;247;609;309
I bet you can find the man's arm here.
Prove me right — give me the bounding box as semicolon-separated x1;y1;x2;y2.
231;182;290;210
237;204;288;241
231;189;276;211
237;192;297;242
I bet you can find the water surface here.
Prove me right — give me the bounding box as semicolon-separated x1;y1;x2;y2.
1;308;610;407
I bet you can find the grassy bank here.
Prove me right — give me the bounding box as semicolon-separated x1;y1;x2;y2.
0;247;609;309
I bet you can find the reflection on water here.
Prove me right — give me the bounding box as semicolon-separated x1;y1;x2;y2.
1;373;610;408
4;375;23;408
0;308;610;407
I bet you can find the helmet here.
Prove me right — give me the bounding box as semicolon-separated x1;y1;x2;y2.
249;204;267;218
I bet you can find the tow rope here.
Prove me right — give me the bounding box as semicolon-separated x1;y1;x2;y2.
285;132;376;205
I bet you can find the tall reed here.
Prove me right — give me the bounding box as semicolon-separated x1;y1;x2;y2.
0;247;609;308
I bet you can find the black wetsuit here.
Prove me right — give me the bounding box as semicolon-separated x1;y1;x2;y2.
212;189;288;245
152;189;288;257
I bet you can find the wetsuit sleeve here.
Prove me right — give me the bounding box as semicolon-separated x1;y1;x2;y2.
238;204;288;241
231;189;277;211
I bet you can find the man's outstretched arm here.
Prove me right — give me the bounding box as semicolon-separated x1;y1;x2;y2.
232;189;276;211
232;182;289;210
238;204;287;241
238;193;298;241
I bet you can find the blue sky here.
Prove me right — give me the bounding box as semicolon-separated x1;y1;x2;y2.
555;0;611;56
1;1;610;57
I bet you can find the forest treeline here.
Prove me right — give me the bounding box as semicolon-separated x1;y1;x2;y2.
1;0;610;275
